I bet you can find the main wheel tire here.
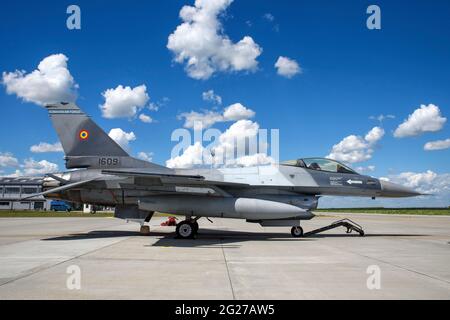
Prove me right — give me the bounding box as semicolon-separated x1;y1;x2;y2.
176;221;195;239
291;226;304;238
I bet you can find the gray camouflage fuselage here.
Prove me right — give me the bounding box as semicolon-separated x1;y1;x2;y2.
35;102;421;226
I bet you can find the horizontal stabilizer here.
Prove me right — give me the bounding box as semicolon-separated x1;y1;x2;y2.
21;178;97;200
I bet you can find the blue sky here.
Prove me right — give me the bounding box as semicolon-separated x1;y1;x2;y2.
0;0;449;206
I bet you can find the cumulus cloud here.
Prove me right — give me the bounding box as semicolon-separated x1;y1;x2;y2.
235;153;275;167
275;56;301;78
18;159;59;176
30;142;63;153
387;170;450;195
424;138;450;151
166;142;211;169
327;126;385;163
202;90;222;105
212;119;275;167
137;152;153;162
139;113;153;123
179;102;255;129
364;126;385;144
2;53;78;105
223;103;255;121
394;104;446;138
100;85;149;119
0;152;19;168
166;119;274;168
167;0;262;80
108;128;136;151
0;152;58;177
179;110;224;129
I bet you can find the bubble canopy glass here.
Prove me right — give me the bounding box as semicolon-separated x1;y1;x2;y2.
280;158;359;175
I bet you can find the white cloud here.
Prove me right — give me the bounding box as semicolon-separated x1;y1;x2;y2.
394;104;446;138
364;126;385;144
179;110;224;129
369;114;395;122
424;138;450;151
18;159;59;176
166;142;211;169
327;126;385;163
212;119;275;167
148;97;170;111
167;0;262;80
166;119;274;168
355;165;376;173
100;85;149;119
235;153;274;167
139;113;153;123
263;13;275;22
30;142;63;153
2;54;78;105
108;128;136;151
179;102;255;129
223;103;255;121
137;152;153;162
0;152;19;167
275;56;301;78
202;90;222;105
0;151;58;177
387;170;450;195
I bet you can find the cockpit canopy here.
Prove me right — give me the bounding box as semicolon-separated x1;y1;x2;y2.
280;158;359;175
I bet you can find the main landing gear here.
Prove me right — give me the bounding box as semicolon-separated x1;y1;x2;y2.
175;219;199;239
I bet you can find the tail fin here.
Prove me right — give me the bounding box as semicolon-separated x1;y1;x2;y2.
46;102;162;170
46;102;129;157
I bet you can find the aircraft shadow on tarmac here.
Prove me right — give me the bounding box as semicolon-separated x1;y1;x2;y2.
42;228;428;248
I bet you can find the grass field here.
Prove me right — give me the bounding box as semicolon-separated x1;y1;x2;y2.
316;208;450;215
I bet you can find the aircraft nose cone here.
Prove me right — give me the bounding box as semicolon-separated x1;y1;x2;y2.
379;180;422;198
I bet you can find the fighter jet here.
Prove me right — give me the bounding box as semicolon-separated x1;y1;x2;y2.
25;102;422;238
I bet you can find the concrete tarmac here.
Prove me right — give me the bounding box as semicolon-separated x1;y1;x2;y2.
0;213;449;299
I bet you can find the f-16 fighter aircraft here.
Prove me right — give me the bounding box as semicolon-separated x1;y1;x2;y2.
25;102;422;238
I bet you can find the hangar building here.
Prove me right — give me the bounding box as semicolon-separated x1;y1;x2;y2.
0;177;51;211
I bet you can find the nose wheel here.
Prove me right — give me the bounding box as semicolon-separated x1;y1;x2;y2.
175;220;199;239
291;226;304;238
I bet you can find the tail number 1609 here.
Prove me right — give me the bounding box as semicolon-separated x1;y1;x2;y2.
99;157;120;166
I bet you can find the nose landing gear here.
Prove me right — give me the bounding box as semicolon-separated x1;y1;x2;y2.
291;226;304;238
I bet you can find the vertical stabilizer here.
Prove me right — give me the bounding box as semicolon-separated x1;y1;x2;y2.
46;102;128;157
45;102;164;170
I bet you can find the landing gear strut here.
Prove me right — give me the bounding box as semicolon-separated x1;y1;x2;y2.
291;226;304;238
175;219;198;239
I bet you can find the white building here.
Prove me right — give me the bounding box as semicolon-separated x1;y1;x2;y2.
0;177;51;210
